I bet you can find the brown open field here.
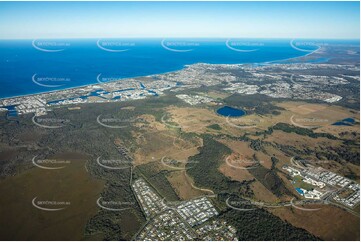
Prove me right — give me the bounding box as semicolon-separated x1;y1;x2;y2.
134;102;359;241
167;170;204;200
276;101;360;136
263;145;292;169
132;111;203;166
250;181;280;203
264;130;343;149
270;205;360;241
167;107;224;134
218;139;255;157
132;130;201;166
0;152;105;240
218;161;255;181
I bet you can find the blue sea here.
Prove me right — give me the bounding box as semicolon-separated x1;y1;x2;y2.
0;38;357;99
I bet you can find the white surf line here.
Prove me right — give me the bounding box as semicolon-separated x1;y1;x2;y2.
262;41;322;65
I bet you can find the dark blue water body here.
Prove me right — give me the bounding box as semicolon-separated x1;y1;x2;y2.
2;105;18;117
295;188;304;195
216;106;245;117
0;38;357;99
332;118;356;126
147;90;158;96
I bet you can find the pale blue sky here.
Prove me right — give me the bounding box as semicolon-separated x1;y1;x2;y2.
0;1;359;39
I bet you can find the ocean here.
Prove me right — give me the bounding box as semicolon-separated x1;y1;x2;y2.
0;38;352;99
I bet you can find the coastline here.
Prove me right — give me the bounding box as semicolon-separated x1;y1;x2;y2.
0;47;320;101
261;45;322;65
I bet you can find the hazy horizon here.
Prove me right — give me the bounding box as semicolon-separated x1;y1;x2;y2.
0;1;359;39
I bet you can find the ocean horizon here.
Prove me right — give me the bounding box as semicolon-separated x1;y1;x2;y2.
0;38;359;99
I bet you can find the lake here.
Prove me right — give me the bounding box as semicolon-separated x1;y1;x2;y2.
216;106;246;117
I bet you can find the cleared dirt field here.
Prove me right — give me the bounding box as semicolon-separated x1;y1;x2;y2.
218;161;255;181
132;130;201;166
167;107;225;134
167;170;204;200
